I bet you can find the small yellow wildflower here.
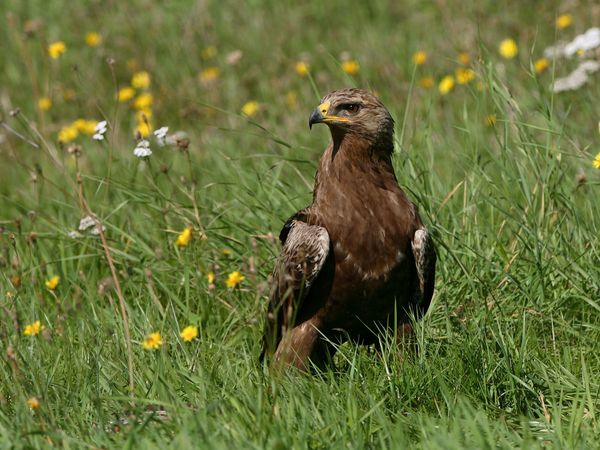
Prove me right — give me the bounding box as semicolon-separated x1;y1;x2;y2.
45;275;60;290
131;71;151;89
199;67;220;82
23;320;45;336
85;32;102;47
207;271;215;284
37;97;52;112
117;87;135;102
556;14;572;30
295;61;309;76
241;101;259;117
73;119;97;135
455;67;475;85
222;249;232;257
180;325;198;342
135;109;153;123
593;152;600;169
341;59;360;75
143;331;163;350
499;38;518;59
458;52;471;65
485;114;497;127
175;227;192;247
438;75;455;95
133;93;153;110
419;76;434;89
534;58;550;74
136;121;152;138
48;41;66;59
225;271;245;288
201;46;217;59
412;51;427;66
27;397;40;410
58;125;78;143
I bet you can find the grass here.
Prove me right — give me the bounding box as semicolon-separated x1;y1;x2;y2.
1;0;600;448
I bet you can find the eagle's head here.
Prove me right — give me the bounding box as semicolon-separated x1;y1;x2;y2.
309;88;394;145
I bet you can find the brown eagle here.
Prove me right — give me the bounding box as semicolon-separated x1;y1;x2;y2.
262;88;436;370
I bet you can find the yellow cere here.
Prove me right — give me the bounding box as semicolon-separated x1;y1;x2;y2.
295;61;309;76
131;71;151;89
438;75;455;95
412;51;427;66
241;101;259;117
118;87;135;102
45;275;60;290
499;38;518;59
175;227;192;247
534;58;550;74
225;271;245;288
143;332;163;350
85;32;102;47
37;97;52;112
23;320;45;336
556;14;572;30
48;41;66;59
180;325;198;342
341;59;360;75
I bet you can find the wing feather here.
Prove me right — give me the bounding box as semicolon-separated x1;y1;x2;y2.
411;228;436;315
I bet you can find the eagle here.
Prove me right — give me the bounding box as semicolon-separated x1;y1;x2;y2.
262;88;436;370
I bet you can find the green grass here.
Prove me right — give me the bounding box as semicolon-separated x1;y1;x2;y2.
1;0;600;448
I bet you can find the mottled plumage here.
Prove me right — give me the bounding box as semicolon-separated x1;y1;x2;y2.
263;88;436;370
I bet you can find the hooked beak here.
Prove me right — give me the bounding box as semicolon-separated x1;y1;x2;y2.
308;101;349;129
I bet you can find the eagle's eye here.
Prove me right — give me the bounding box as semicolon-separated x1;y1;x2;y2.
340;103;360;113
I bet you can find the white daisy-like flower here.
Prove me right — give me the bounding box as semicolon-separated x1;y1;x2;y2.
154;126;169;146
553;60;600;92
93;120;108;141
78;215;96;231
133;139;152;158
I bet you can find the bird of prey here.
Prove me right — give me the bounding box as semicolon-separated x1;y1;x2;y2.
262;88;436;370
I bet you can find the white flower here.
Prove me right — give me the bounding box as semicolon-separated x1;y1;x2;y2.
165;130;189;146
553;60;600;92
544;28;600;59
78;215;96;231
153;126;169;146
93;120;108;141
133;139;152;158
68;230;82;239
90;224;106;235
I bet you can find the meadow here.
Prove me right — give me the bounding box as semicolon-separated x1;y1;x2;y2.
1;0;600;448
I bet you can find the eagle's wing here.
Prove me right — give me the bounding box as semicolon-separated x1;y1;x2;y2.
411;228;436;316
262;218;330;359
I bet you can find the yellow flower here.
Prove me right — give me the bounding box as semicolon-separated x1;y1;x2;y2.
534;58;550;74
241;101;259;117
180;325;198;342
458;52;471;65
175;227;192;247
556;14;572;30
117;87;135;102
72;119;97;135
485;114;497;127
27;397;40;410
201;46;217;60
593;152;600;169
199;67;220;82
58;125;78;143
131;71;151;89
207;271;215;284
412;51;427;66
419;76;434;89
225;271;245;288
499;38;518;59
341;59;360;75
295;61;309;76
23;320;45;336
222;248;232;257
455;67;475;85
45;275;60;290
48;41;66;59
136;121;152;138
133;93;153;110
143;331;163;350
85;32;102;47
438;75;455;95
37;97;52;112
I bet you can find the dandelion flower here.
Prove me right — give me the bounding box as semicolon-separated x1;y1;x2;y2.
458;52;471;65
133;93;153;110
136;122;152;138
133;139;152;158
499;38;518;59
180;325;198;342
341;59;360;75
175;226;192;247
556;14;573;30
37;97;52;112
485;114;497;127
73;119;97;135
143;331;163;350
593;152;600;169
241;101;259;117
23;320;45;336
117;87;135;102
199;67;220;82
534;58;550;74
455;67;475;84
295;61;309;76
45;275;60;290
85;32;102;47
412;51;427;66
93;120;108;140
438;75;455;95
27;397;40;410
58;125;78;143
225;271;245;288
207;271;215;284
131;71;151;89
48;41;66;59
419;76;434;89
201;46;217;59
